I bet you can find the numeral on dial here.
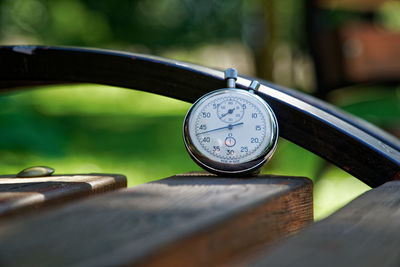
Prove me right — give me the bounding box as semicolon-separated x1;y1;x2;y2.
227;149;234;155
202;112;211;118
202;137;210;142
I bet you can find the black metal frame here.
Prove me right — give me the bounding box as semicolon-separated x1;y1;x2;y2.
0;45;399;187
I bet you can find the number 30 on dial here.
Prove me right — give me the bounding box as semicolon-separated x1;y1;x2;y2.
183;86;278;176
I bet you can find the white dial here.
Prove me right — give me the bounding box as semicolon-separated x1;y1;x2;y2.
184;89;277;169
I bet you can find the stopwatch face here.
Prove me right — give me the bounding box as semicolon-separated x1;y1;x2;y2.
183;88;278;175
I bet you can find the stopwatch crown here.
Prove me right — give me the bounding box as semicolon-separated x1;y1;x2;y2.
224;68;237;88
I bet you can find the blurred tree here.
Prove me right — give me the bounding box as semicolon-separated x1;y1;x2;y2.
0;0;310;86
0;0;261;50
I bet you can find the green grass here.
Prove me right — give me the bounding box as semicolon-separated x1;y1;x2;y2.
0;84;198;185
0;114;200;185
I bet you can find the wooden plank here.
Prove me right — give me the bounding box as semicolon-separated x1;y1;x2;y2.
0;174;127;219
0;173;312;267
245;180;400;267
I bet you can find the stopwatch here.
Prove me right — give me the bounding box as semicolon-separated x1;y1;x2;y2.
183;68;279;176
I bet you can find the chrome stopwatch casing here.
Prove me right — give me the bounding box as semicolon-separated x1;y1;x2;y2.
182;69;278;176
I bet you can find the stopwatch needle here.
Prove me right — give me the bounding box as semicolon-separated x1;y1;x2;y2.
219;108;235;119
196;122;244;135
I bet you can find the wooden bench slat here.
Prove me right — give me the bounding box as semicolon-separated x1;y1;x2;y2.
0;173;312;267
0;174;127;219
246;180;400;267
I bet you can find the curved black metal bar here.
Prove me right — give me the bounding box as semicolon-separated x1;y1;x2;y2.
0;45;399;187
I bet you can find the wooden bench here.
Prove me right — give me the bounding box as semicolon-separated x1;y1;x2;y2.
0;172;399;266
244;180;400;267
0;45;398;266
0;172;313;266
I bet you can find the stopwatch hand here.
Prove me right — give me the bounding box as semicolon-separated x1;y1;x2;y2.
196;122;243;135
219;108;235;119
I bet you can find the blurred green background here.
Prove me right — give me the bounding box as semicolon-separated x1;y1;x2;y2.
0;0;399;220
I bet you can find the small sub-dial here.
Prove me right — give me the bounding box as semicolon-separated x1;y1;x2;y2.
217;99;244;123
224;135;236;147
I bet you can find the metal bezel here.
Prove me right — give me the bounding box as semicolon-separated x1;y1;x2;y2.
183;88;278;176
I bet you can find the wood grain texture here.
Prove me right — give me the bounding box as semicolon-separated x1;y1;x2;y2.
0;174;127;219
246;180;400;267
0;173;312;267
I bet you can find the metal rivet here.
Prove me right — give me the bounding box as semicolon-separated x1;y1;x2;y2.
16;166;55;178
